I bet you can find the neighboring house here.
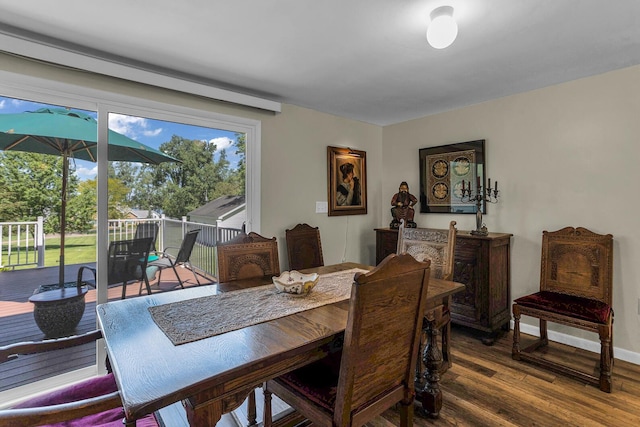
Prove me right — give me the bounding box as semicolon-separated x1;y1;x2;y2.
126;208;161;220
188;195;246;230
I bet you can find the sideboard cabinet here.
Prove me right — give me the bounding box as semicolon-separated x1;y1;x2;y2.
375;228;512;342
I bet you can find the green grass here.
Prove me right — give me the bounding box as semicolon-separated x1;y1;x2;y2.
2;234;97;269
42;234;97;267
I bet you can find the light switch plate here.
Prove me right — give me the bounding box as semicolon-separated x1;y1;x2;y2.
316;201;328;213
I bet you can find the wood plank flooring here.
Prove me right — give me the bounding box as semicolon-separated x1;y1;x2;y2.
182;325;640;427
368;325;640;427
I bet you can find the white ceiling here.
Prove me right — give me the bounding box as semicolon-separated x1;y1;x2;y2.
0;0;639;126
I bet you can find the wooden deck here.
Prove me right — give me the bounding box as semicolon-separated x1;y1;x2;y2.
0;263;213;392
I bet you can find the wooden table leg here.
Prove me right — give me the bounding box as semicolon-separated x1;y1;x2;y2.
415;310;442;418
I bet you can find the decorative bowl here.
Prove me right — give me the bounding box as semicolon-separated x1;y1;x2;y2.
273;271;320;296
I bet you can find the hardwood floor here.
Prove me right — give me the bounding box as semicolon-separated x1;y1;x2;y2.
368;325;640;427
218;325;640;427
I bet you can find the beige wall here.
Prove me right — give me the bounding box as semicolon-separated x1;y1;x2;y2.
383;65;640;355
2;52;638;356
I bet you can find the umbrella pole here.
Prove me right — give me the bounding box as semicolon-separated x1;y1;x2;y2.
59;147;68;288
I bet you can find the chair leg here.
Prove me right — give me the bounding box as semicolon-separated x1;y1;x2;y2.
171;263;184;289
399;398;414;427
598;323;613;393
263;384;273;427
121;281;128;300
188;261;202;285
440;318;451;372
247;389;257;426
512;305;521;360
539;319;548;347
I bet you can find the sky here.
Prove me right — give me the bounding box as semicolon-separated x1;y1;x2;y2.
0;96;242;180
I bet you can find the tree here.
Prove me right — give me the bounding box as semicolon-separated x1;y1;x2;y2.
152;135;233;218
0;152;77;233
67;179;97;233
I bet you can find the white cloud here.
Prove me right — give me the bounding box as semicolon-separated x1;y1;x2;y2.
0;100;5;109
209;137;234;152
143;128;163;137
108;113;162;139
74;165;98;180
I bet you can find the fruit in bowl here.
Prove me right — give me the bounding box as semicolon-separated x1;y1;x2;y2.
273;271;320;296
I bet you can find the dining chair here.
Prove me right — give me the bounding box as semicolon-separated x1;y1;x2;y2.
77;237;154;300
285;223;324;270
146;229;202;292
263;253;431;427
216;228;280;425
396;219;457;372
216;230;280;282
512;226;614;392
0;330;159;427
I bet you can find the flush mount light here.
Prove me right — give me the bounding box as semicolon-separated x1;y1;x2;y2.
427;5;458;49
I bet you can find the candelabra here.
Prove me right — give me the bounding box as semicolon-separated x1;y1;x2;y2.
460;177;499;236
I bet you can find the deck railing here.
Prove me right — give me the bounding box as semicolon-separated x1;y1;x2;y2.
0;217;44;269
1;216;242;277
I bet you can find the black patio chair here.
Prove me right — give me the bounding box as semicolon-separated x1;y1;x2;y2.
146;229;202;291
78;237;154;300
134;221;159;252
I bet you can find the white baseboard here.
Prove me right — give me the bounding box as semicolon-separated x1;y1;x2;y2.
515;321;640;366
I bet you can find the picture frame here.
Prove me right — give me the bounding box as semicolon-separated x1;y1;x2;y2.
327;146;367;216
419;140;486;214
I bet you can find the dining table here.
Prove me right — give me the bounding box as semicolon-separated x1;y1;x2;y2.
96;262;465;426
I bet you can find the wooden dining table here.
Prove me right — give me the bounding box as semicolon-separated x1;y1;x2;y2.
96;262;464;426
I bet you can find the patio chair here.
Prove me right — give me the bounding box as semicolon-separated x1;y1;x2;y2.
134;222;159;252
0;330;159;426
285;223;324;270
263;253;431;427
146;229;202;292
397;219;457;372
77;237;154;300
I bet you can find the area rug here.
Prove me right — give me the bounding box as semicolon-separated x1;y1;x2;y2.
149;268;367;345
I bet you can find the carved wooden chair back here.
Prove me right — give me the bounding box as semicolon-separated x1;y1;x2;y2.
396;220;457;281
216;230;280;283
263;253;430;427
285;223;324;270
512;226;614;392
396;219;457;373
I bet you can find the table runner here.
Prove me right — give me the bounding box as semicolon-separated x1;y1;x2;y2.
148;268;367;345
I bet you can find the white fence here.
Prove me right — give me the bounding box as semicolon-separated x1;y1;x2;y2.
0;217;44;269
1;216;242;277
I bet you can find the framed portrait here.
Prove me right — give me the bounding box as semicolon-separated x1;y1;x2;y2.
419;140;486;214
327;146;367;216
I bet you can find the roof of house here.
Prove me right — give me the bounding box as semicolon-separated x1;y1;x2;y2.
127;208;158;219
188;195;245;219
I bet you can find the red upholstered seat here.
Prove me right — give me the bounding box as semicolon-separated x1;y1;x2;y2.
514;291;612;324
274;351;342;412
13;372;159;427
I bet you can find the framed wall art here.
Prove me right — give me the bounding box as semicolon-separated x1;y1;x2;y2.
327;146;367;216
419;140;486;214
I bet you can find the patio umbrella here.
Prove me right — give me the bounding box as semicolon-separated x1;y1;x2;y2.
0;107;179;287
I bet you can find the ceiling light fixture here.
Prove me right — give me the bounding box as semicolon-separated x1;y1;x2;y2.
427;5;458;49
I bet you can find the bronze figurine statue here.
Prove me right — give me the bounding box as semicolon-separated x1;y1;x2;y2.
390;181;417;229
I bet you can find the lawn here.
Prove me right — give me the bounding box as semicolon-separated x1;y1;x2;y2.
1;234;98;269
42;234;97;267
